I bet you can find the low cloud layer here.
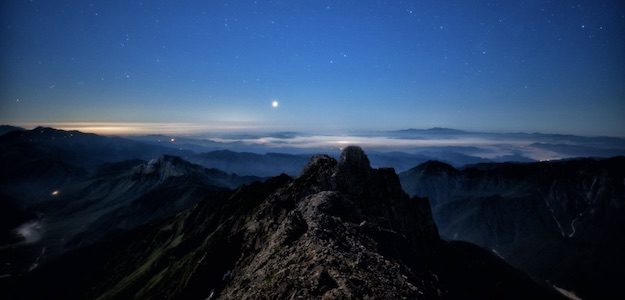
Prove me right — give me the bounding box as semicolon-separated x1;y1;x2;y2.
15;122;624;162
203;132;625;162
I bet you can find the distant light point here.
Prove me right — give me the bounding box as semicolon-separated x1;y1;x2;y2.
51;190;60;196
272;100;279;108
170;138;176;142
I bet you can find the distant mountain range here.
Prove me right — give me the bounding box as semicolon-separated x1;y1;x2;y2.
187;150;311;177
400;157;625;299
128;126;625;165
3;125;625;175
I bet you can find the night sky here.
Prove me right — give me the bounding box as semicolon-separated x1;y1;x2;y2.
1;0;624;136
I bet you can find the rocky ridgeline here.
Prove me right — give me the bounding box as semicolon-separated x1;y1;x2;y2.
221;146;442;298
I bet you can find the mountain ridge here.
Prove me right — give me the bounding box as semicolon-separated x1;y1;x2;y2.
400;156;625;299
3;146;564;299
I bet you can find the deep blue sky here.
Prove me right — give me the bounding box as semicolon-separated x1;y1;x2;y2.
1;0;624;136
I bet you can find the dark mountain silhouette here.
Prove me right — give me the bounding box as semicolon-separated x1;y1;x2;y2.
0;125;24;136
0;127;193;169
3;147;563;299
400;157;625;299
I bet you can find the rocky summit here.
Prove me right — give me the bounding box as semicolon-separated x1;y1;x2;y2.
4;146;563;299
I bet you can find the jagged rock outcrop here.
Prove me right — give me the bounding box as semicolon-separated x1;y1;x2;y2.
220;146;441;298
5;147;563;300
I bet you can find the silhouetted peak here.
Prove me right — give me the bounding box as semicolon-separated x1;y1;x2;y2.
425;127;466;133
33;126;58;132
298;147;406;197
338;146;371;171
31;126;83;136
333;146;373;195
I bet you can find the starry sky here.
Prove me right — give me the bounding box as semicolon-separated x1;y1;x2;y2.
1;0;624;136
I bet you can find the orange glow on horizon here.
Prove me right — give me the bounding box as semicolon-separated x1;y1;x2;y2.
14;122;266;136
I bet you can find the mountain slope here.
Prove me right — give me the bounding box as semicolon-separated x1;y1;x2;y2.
44;155;261;249
0;155;261;277
6;147;563;299
400;157;625;299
